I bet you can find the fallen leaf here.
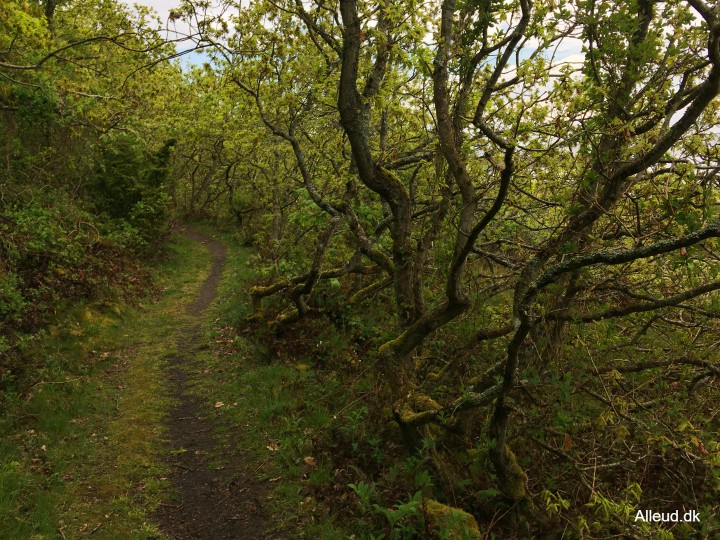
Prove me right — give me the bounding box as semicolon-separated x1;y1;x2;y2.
214;402;224;408
266;442;279;452
303;456;317;467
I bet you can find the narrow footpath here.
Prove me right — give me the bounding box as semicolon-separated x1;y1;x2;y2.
154;228;269;539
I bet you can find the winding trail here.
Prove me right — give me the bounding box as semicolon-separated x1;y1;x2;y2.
154;227;269;539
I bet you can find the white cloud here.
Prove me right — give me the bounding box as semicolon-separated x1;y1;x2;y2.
122;0;215;67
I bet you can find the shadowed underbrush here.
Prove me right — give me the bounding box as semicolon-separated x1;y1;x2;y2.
202;229;720;539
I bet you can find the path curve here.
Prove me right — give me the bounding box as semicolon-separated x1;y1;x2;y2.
155;227;268;539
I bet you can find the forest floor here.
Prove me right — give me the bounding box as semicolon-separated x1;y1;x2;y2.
0;227;303;539
1;224;356;539
154;227;278;539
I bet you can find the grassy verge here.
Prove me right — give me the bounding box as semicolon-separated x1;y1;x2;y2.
184;226;360;538
0;234;211;539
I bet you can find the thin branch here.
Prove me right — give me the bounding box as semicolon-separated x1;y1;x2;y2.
549;281;720;322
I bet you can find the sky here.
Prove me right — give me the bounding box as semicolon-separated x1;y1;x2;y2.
125;0;181;22
122;0;209;67
121;0;585;76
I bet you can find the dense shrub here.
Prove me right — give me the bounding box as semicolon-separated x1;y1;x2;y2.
0;187;152;398
91;134;175;248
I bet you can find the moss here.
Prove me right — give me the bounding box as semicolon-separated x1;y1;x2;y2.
424;499;482;539
81;307;115;327
348;279;387;304
399;409;436;426
274;310;294;324
414;348;432;372
0;234;209;539
412;393;441;412
500;445;528;501
249;280;290;296
250;295;264;317
377;334;404;356
467;447;490;484
397;393;441;426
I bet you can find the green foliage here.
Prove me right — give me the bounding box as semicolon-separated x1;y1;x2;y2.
586;483;641;524
348;483;481;540
169;0;720;534
349;482;425;540
11;85;56;139
0;0;48;53
91;134;174;247
1;198;87;327
541;489;570;516
3;0;720;536
0;189;158;409
0;271;26;319
0;0;183;402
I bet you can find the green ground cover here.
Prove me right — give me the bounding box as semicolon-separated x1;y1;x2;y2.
0;234;209;539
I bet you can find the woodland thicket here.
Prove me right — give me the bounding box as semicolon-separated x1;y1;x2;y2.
3;0;720;537
1;0;179;385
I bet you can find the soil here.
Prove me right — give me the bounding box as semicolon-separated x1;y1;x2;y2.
154;227;278;540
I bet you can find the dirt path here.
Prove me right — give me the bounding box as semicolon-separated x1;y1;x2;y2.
154;227;270;539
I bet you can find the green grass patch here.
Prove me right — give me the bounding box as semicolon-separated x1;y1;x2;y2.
0;233;211;539
186;230;357;538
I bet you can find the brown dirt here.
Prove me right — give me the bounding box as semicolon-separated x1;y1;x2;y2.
154;227;279;539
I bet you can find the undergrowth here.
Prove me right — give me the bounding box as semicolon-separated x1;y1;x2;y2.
195;227;719;539
194;226;486;539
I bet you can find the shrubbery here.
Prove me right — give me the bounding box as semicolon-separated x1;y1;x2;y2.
0;132;174;400
91;134;175;248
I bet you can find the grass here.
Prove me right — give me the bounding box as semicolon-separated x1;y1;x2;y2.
183;226;358;538
1;223;374;538
0;233;211;539
186;228;489;539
